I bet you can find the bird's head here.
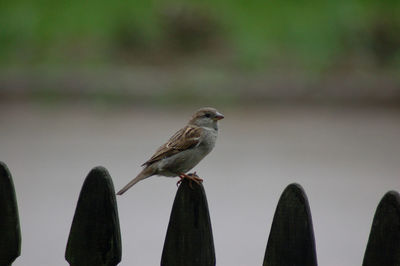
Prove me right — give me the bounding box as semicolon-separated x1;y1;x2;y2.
189;107;224;129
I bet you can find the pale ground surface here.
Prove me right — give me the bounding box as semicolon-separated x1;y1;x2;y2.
1;103;399;266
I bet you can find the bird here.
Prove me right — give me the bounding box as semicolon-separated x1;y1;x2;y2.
117;107;224;195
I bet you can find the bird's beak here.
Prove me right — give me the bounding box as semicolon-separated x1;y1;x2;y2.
214;112;224;121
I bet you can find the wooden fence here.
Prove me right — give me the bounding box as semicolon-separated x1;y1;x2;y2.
1;161;399;265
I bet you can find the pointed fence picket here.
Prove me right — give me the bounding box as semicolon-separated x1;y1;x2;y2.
65;166;122;266
362;190;400;266
0;161;399;266
0;162;21;266
161;179;216;266
263;183;318;266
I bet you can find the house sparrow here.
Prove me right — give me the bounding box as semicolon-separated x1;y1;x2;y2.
117;107;224;195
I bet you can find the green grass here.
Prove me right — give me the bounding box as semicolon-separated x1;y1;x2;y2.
1;0;399;69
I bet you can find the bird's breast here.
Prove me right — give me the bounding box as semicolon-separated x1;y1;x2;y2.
197;128;217;154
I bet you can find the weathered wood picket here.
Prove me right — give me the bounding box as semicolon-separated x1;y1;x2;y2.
65;166;122;266
263;184;317;266
362;191;400;266
0;162;21;266
0;161;399;265
161;179;215;266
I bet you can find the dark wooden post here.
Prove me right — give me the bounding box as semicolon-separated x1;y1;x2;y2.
0;162;21;266
362;190;400;266
161;179;216;266
263;183;317;266
65;166;122;266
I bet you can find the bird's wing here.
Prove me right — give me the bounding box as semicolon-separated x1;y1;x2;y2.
141;125;202;166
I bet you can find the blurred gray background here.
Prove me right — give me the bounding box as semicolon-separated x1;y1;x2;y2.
1;104;399;266
1;0;400;265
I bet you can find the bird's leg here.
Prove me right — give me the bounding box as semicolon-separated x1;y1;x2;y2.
187;172;203;184
176;175;184;187
176;172;203;188
176;173;189;187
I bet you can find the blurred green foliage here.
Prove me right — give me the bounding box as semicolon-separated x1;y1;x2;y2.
1;0;400;69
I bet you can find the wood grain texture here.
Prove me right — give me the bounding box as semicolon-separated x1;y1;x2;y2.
362;190;400;266
65;166;121;266
161;179;215;266
263;183;317;266
0;162;21;266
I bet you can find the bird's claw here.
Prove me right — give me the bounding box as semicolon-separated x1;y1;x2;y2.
176;172;203;188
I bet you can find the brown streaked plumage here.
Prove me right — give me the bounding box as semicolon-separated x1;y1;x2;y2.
117;107;224;195
142;125;203;167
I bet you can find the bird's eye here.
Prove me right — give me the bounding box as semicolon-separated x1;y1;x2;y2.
204;113;211;118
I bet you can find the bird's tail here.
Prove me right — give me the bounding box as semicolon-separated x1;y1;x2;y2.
117;167;153;195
